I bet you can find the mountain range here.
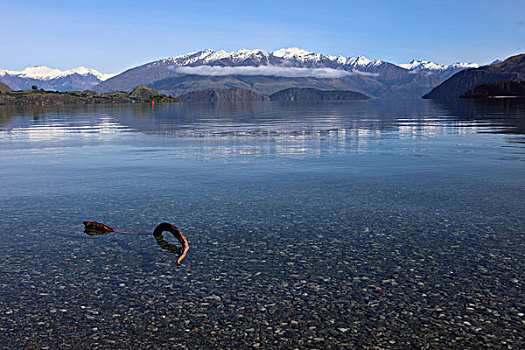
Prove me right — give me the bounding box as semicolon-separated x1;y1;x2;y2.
0;66;115;91
93;48;479;98
0;48;479;98
398;59;478;77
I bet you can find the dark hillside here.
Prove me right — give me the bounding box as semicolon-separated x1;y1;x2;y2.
423;54;525;99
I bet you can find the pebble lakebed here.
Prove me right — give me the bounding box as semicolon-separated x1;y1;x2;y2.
1;179;523;349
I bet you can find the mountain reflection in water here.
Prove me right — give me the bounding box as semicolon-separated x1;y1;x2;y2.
1;99;523;158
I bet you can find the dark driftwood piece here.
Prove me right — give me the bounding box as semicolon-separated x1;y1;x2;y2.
153;222;189;266
83;221;116;235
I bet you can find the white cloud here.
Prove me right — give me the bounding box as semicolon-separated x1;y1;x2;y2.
172;65;379;78
351;69;381;77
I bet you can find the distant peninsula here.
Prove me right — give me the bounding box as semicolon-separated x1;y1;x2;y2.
0;85;178;106
176;87;370;102
269;88;369;101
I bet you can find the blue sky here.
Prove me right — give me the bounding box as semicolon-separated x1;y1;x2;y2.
2;0;524;73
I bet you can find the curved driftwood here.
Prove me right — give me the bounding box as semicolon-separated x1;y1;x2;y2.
154;234;183;255
153;222;189;266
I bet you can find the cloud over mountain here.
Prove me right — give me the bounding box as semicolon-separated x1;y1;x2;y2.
173;65;379;79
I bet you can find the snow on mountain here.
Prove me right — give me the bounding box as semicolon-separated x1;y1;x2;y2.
272;47;312;59
346;56;384;68
0;66;62;79
272;47;347;68
448;62;479;69
157;47;388;74
0;65;115;81
162;48;273;67
0;65;117;91
162;47;477;75
399;59;479;72
272;48;385;68
63;66;116;81
399;60;447;71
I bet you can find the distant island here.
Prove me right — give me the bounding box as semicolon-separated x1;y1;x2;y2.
177;87;269;102
269;87;369;101
423;54;525;99
0;85;178;106
460;80;525;98
175;87;370;102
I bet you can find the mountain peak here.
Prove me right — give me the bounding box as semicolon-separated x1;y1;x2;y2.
231;48;269;59
273;47;312;58
346;56;377;67
17;66;63;79
0;65;115;84
448;62;479;69
399;59;479;71
399;59;443;70
237;48;265;54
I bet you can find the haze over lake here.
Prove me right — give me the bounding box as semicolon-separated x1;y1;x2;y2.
0;99;523;348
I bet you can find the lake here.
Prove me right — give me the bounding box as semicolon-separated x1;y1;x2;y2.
0;99;523;349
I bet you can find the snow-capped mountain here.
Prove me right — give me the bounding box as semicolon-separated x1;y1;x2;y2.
399;59;479;77
0;66;115;81
399;60;448;71
0;66;115;91
156;47;389;71
93;47;478;98
271;47;383;68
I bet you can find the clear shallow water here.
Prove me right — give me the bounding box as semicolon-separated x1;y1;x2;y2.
0;99;524;349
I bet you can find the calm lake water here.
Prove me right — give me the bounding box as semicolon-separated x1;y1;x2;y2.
0;99;524;349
